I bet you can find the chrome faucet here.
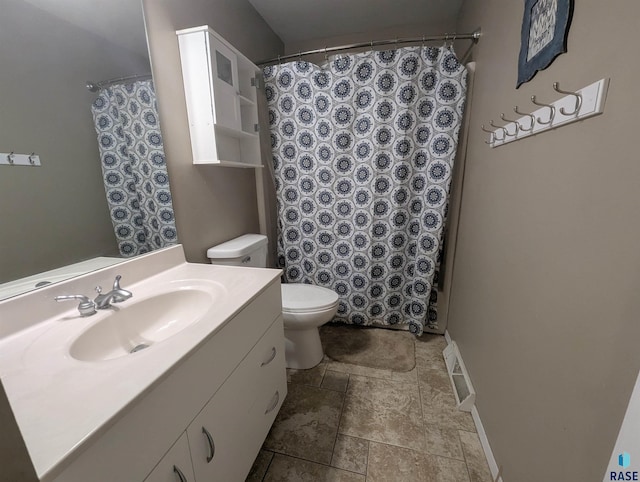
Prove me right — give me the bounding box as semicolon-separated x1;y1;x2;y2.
94;275;133;309
54;275;132;316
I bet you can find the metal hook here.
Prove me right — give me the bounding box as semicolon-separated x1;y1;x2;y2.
489;120;509;140
28;152;36;165
7;152;15;164
480;125;496;144
513;106;535;132
553;82;582;116
324;47;328;62
530;95;555;125
499;113;520;136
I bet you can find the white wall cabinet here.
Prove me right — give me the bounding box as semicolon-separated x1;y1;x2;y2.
177;26;262;167
53;281;286;482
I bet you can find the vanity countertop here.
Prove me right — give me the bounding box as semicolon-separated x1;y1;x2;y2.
0;246;281;481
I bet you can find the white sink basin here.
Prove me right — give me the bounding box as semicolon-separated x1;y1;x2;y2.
69;288;216;361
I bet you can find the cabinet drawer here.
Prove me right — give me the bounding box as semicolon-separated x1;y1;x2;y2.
144;433;194;482
187;317;286;481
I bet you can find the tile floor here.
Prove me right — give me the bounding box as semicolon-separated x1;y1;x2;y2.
246;332;493;482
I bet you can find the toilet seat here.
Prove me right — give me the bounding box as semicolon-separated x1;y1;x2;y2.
281;284;339;314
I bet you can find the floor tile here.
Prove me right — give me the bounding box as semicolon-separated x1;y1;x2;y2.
263;384;343;464
418;367;476;432
415;334;448;370
434;454;472;482
321;370;349;392
286;362;327;387
264;454;365;482
367;442;471;482
459;430;494;482
367;441;437;481
324;357;418;384
330;434;369;475
424;424;464;460
339;375;426;451
246;449;274;482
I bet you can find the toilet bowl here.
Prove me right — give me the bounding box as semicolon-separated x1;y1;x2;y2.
281;283;338;369
207;234;338;369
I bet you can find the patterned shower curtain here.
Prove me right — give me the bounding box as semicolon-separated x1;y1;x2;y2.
263;46;466;335
91;80;177;257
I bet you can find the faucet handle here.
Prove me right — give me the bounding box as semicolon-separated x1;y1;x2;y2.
113;275;123;291
54;295;97;317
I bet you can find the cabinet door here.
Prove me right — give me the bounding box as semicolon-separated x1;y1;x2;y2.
208;35;241;130
187;317;286;481
144;433;195;482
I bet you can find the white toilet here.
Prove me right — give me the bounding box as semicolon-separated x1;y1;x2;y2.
207;234;338;369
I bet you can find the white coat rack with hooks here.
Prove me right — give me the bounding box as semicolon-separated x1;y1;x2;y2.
0;152;41;166
481;78;610;148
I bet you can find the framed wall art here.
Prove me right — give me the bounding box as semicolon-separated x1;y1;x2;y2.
517;0;574;88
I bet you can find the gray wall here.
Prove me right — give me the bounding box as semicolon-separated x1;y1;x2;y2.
0;0;149;283
449;1;640;480
141;0;283;264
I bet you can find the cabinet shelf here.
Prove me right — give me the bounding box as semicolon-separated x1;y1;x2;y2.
197;159;263;168
214;123;258;139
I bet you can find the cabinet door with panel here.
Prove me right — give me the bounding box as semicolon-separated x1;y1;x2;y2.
208;36;241;131
187;317;286;481
144;433;195;482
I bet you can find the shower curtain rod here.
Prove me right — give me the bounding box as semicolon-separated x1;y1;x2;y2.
86;73;152;92
257;28;481;66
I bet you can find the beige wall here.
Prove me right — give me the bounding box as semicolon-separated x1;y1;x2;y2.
449;1;640;480
284;20;458;64
0;0;149;283
142;0;283;264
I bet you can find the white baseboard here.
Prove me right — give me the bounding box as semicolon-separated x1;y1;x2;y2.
444;330;502;482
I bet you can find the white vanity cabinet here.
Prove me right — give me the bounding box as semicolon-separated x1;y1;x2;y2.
144;434;195;482
177;26;262;167
52;279;285;482
187;318;286;481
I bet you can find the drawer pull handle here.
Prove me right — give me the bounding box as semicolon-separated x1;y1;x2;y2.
261;347;277;366
265;390;280;414
202;426;215;463
173;465;188;482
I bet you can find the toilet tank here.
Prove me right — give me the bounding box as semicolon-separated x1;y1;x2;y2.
206;234;268;267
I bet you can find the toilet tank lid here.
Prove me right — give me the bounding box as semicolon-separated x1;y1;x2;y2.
207;234;268;258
